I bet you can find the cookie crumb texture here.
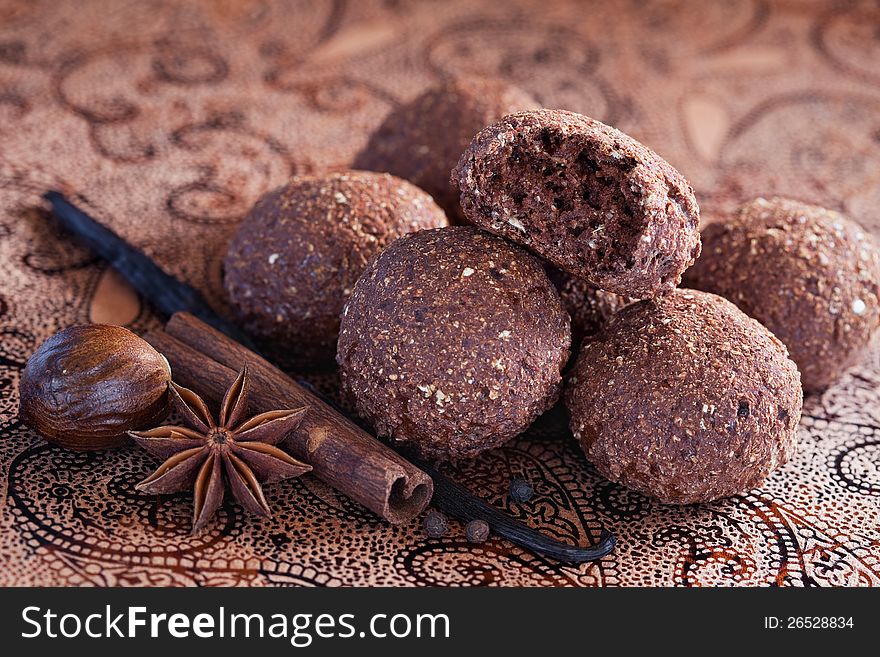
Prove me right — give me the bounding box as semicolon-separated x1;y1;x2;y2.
548;266;629;351
565;289;802;504
337;226;571;461
355;76;538;222
683;197;880;394
453;109;701;298
223;171;448;367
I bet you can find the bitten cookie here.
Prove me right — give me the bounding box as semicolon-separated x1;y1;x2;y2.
453;109;701;298
337;226;571;461
354;76;539;222
565;289;802;504
224;171;449;367
683;197;880;393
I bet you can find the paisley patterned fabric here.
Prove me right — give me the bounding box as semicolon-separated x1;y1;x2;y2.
1;0;879;586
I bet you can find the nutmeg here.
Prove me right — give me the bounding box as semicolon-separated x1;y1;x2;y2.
19;324;172;450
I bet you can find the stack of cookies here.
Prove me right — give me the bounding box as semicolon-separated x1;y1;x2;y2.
224;77;880;505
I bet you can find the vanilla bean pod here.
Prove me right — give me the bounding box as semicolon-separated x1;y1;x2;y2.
43;191;256;350
412;454;616;562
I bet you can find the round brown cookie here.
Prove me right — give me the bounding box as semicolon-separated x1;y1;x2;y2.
682;197;880;394
452;109;701;298
337;226;571;461
224;171;448;368
565;288;802;505
354;76;539;223
547;266;629;351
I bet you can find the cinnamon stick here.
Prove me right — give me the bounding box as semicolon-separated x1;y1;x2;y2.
145;314;433;524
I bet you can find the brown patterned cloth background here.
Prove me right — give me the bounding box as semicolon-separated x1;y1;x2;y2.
1;0;879;586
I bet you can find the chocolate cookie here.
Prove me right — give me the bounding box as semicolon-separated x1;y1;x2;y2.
548;267;629;350
452;109;701;298
337;226;571;461
565;289;802;504
683;197;880;393
354;76;539;222
224;171;449;367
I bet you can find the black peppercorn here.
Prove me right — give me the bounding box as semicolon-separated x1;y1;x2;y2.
423;510;450;538
465;519;490;543
509;477;534;503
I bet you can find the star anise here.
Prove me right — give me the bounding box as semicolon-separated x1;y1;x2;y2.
129;365;311;532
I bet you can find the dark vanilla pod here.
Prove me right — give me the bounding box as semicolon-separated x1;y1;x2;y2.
415;454;615;562
43;191;256;350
